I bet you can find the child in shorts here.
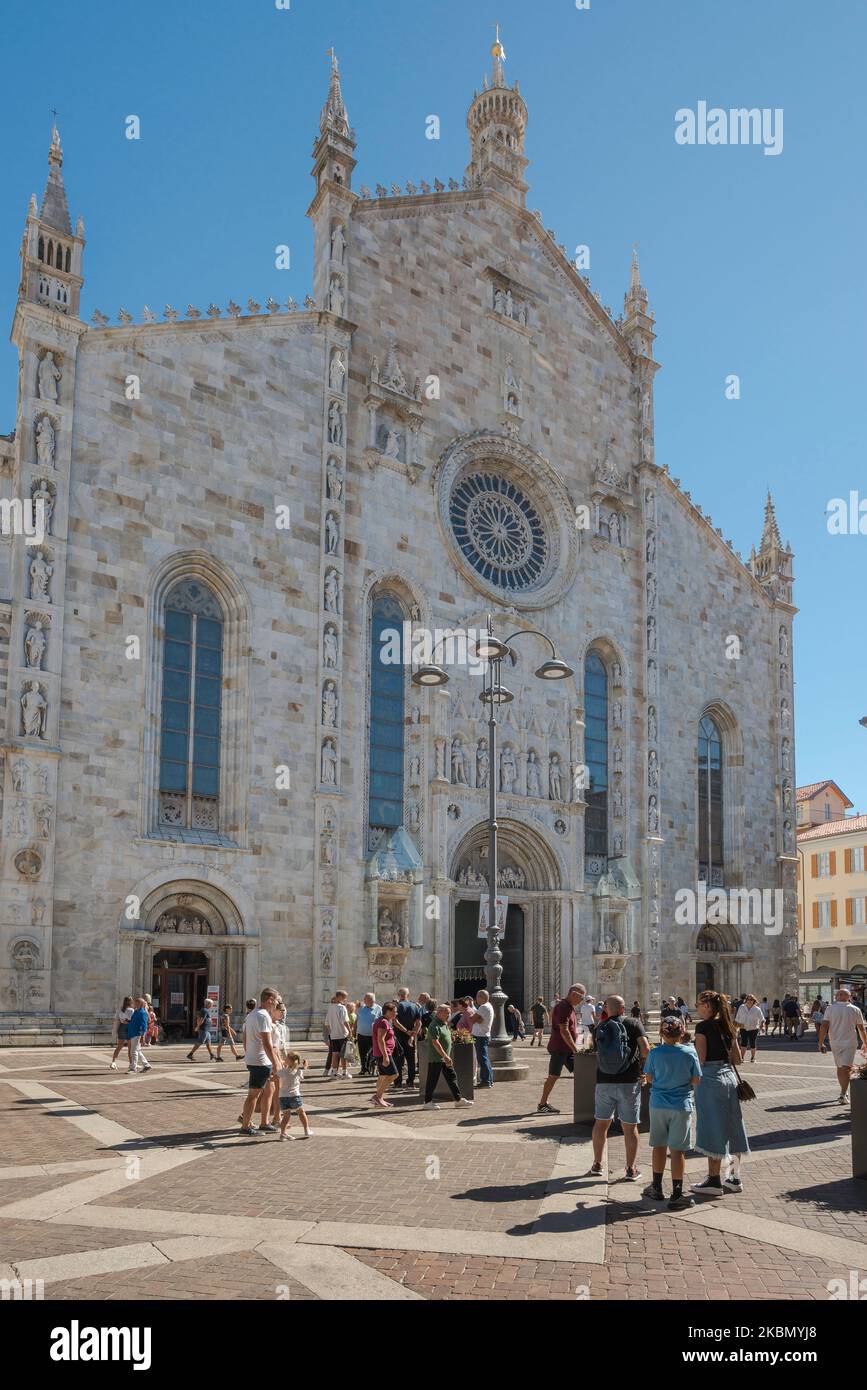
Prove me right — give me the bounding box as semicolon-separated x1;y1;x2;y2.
278;1052;311;1139
641;1015;701;1209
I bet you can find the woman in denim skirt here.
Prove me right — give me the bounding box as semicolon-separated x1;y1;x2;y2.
691;989;749;1198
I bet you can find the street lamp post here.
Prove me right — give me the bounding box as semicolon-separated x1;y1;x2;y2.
414;614;573;1079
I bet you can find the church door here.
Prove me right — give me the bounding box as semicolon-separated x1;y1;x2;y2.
696;961;715;995
152;950;208;1040
453;901;525;1012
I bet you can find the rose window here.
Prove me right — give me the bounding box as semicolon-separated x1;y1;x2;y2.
449;472;548;591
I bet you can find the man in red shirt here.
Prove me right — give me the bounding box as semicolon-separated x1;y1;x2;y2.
536;983;586;1115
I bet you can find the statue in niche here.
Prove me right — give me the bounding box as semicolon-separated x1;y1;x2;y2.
320;832;334;866
31;898;46;927
328;277;345;316
781;738;791;773
12;801;28;835
327;401;344;445
779;662;788;689
645;490;656;523
646;573;657;610
329;350;346;392
29;554;53;602
613;788;624;818
34;803;53;839
24;620;47;670
32;480;55;535
323;628;338;670
780;699;791;732
21;682;47;739
782;780;792;812
610;511;623;547
526;749;542;797
12;939;40;973
451;738;469;785
648;706;657;744
322;680;338;728
612;700;623;729
409;802;420;831
610;662;622;686
648;795;659;833
500;746;518;794
548;752;563;801
647;617;657;652
612;742;623;771
382;426;403;460
38;352;62;402
325;512;340;555
646;531;656;564
476;738;489;789
647;659;658;692
779;626;789;657
494;288;506;314
410;754;421;781
377;906;399;947
321;947;333;973
648;749;659;788
321;738;338;786
613;831;624;856
11;760;29;793
598;512;610;543
330;223;346;264
35;416;56;467
411;706;421;724
324;569;340;614
326;457;343;500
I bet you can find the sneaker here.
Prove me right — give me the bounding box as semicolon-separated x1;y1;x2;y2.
455;1097;474;1107
300;1130;312;1138
109;1062;118;1070
424;1102;441;1111
690;1179;724;1198
280;1132;294;1141
536;1102;560;1115
588;1161;604;1177
342;1071;352;1080
326;1072;337;1080
141;1063;152;1072
668;1193;696;1210
259;1124;279;1133
839;1093;849;1104
624;1167;641;1182
215;1056;224;1063
643;1183;665;1200
239;1127;257;1136
127;1068;138;1074
722;1176;743;1193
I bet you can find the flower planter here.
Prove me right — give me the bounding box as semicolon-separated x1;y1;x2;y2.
417;1044;475;1102
573;1053;650;1132
851;1077;867;1180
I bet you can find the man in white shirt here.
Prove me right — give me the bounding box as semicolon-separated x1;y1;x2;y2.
735;994;765;1063
240;988;281;1134
470;989;495;1088
325;990;352;1079
819;987;867;1103
579;995;597;1043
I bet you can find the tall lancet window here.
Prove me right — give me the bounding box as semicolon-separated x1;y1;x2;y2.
158;579;224;833
584;652;609;867
698;714;724;885
368;594;406;837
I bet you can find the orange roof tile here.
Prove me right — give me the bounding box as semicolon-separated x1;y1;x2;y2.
796;780;853;807
797;814;867;842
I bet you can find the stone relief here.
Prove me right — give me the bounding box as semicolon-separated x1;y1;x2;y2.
327;401;344;446
11;800;28;835
326;457;343;500
14;847;43;879
321;738;338;786
324;569;341;614
24;616;48;670
37;352;62;403
322;680;338;728
35;415;57;467
11;759;29;793
29;552;53;603
548;753;563;801
329;350;346;393
330;222;346;264
21;682;48;739
323;624;339;667
155;910;213;934
492;285;529;325
325;511;340;555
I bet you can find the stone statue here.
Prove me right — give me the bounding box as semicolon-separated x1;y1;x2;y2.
321;738;338;786
410;754;421;781
32;480;54;535
780;699;791;732
322;680;338;728
613;831;624;856
613;788;624;818
329;350;346;392
779;627;788;657
383;427;402;460
610;662;622;686
330;222;346;264
320;833;334;866
325;512;340;554
326;458;343;500
11;760;29;793
612;742;623;770
781;739;790;773
648;749;659;788
21;682;47;739
782;780;792;812
646;573;657;610
500;746;518;794
451;738;469;785
648;795;659;833
647;617;657;652
324;569;340;614
779;662;788;689
526;750;542;797
435;740;447;779
548;753;563;801
648;706;657;744
12;801;28;835
645;490;656;522
38;352;61;403
328;277;345;316
476;738;489;789
494;288;506;314
377;906;398;946
24;620;46;669
647;659;657;692
323;625;338;667
35;416;56;467
35;803;53;838
646;531;656;564
327;401;344;445
29;554;53;602
610;510;623;547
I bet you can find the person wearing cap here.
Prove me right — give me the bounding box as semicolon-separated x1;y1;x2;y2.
642;1014;702;1209
579;993;597;1042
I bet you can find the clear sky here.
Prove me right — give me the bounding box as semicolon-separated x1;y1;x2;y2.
2;0;865;809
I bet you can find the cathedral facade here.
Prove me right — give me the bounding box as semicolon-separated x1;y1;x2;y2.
0;41;799;1042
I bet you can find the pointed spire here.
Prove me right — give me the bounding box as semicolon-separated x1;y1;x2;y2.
491;23;507;88
630;244;641;293
320;49;350;137
39;122;72;235
759;490;782;553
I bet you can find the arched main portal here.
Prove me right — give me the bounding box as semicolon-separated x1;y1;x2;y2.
448;817;563;1014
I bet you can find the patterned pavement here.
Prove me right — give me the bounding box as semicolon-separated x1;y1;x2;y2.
1;1034;865;1300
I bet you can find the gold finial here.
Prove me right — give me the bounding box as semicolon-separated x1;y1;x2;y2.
491;23;506;61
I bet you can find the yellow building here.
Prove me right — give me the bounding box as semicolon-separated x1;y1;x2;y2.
797;780;867;1009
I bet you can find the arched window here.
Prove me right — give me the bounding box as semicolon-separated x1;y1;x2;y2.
158;579;224;833
584;651;608;866
698;714;723;885
38;236;45;262
64;246;71;272
368;593;405;835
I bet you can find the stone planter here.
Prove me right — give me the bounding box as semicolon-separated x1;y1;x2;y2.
573;1053;650;1132
417;1043;475;1102
851;1077;867;1180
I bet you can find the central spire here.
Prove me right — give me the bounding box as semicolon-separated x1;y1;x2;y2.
320;49;350;137
466;28;529;206
39;121;72;236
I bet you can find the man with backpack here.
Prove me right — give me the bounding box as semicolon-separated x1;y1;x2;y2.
590;994;649;1181
782;993;801;1039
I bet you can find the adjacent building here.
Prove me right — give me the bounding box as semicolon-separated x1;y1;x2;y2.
797;780;867;1008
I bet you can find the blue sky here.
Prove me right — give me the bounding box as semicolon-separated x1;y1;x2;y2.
3;0;866;809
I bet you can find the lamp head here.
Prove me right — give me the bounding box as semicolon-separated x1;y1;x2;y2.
534;659;574;681
412;664;450;688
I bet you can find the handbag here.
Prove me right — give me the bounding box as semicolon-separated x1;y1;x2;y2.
731;1061;756;1102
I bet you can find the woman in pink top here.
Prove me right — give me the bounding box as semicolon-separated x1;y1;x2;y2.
371;1001;399;1108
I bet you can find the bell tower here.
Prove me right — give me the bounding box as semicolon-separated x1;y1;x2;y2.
17;124;85;319
465;27;529;207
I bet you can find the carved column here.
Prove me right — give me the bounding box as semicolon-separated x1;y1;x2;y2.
641;472;663;1011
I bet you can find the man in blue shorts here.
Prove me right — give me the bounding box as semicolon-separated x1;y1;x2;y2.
590;994;649;1181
